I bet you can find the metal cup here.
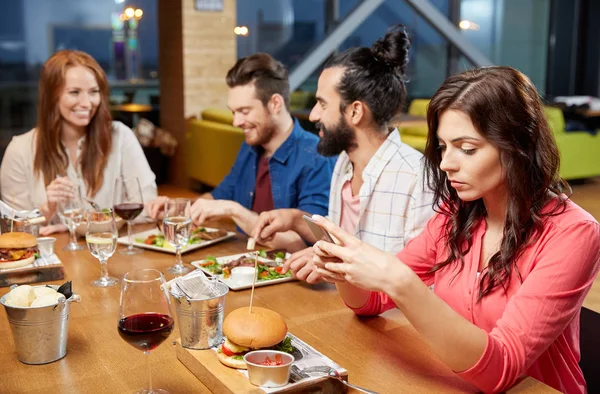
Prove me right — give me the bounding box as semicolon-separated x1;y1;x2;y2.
37;237;57;257
171;279;228;349
0;285;80;364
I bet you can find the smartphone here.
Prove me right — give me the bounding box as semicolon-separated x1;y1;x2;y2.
302;215;335;243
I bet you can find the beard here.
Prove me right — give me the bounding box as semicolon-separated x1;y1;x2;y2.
316;115;357;156
246;117;277;147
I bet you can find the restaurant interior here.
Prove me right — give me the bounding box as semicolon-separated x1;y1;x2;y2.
1;0;600;393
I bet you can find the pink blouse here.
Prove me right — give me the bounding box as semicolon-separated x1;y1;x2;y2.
349;199;600;393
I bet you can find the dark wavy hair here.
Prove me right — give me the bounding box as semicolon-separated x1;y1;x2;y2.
424;66;571;300
324;24;411;129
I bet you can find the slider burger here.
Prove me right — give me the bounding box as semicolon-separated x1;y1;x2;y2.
218;306;288;369
0;232;38;269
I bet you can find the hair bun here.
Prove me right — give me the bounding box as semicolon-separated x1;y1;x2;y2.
371;24;411;75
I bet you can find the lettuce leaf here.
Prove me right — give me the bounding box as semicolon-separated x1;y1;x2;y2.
276;337;293;354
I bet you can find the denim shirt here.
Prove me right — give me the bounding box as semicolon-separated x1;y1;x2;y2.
211;119;335;217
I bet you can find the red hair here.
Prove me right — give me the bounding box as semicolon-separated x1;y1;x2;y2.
34;50;113;197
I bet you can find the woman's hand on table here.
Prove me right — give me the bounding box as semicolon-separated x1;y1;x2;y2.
39;223;68;236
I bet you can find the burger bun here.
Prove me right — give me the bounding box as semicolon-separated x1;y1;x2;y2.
223;306;287;349
0;232;37;249
0;255;35;269
216;349;248;369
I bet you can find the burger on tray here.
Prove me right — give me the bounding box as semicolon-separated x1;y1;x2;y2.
218;306;290;369
0;232;39;269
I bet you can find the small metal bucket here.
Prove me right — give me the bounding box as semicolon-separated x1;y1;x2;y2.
171;280;229;349
0;285;80;364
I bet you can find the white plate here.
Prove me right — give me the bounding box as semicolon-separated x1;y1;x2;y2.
117;227;236;254
191;251;294;290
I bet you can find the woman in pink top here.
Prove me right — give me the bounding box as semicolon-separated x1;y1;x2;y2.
309;66;600;393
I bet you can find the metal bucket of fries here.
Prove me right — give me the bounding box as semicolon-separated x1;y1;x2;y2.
171;279;229;349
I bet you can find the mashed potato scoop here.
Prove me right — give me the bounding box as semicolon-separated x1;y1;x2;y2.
30;292;66;308
4;285;36;307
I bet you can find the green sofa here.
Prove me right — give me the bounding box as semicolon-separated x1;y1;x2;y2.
544;106;600;180
397;99;429;152
185;109;244;188
398;99;600;180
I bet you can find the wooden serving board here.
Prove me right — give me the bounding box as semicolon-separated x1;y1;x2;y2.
176;340;348;393
0;263;65;287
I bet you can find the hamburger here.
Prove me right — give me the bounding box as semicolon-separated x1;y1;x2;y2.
0;232;38;269
217;306;288;369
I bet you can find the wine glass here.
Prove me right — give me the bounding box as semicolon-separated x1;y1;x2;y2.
113;176;144;255
57;184;85;251
85;208;119;287
118;269;174;394
163;198;192;274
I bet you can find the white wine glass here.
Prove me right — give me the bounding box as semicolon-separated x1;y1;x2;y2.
163;198;192;274
118;269;173;394
57;184;85;251
85;208;119;287
113;176;144;255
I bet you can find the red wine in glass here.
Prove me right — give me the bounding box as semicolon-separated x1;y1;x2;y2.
113;176;144;255
114;203;144;221
118;269;173;394
118;313;174;351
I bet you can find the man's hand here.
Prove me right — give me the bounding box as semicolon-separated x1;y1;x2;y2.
251;208;303;243
145;196;169;220
191;199;238;225
283;247;322;284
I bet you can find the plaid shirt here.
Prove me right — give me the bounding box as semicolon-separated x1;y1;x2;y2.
328;130;434;253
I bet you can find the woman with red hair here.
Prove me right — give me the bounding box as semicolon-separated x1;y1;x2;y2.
0;50;157;233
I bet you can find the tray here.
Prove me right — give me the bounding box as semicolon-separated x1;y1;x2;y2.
176;332;347;393
191;251;295;291
0;254;64;287
117;227;236;254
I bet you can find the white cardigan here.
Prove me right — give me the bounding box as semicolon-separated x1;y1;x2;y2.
0;121;157;221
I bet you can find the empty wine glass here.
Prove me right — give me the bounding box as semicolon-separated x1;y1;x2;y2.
57;184;85;251
163;198;192;274
118;269;174;394
85;208;119;287
113;176;144;255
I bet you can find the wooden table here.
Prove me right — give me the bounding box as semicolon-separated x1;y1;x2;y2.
0;225;556;393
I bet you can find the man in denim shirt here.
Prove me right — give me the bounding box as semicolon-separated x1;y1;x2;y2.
148;53;334;251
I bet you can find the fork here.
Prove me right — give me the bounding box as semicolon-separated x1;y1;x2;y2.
289;365;308;383
299;366;379;394
84;199;101;210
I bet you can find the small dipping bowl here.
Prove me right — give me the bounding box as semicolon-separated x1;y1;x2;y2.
230;266;256;285
37;237;56;257
244;350;294;388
